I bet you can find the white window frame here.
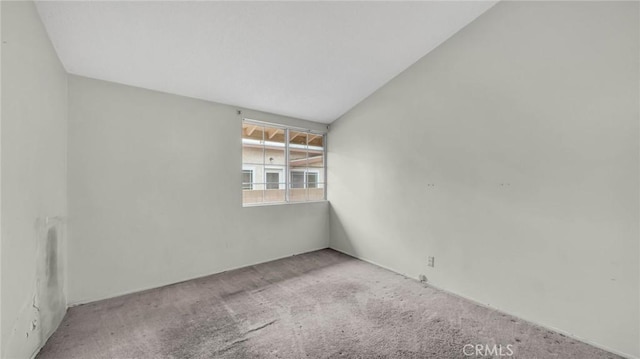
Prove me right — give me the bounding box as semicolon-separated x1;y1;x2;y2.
306;170;320;189
242;118;326;206
265;167;285;190
242;167;255;190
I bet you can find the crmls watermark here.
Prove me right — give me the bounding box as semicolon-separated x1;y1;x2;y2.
463;344;514;357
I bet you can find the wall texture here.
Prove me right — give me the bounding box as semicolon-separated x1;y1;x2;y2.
1;2;68;358
328;2;639;358
67;75;329;304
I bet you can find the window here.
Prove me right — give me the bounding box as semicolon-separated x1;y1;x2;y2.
290;171;319;189
307;172;318;188
242;119;326;205
291;171;305;189
242;170;253;190
266;172;280;190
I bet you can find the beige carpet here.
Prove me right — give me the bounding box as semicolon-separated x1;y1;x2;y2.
37;249;620;359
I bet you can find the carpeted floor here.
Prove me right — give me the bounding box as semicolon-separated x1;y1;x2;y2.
37;249;620;359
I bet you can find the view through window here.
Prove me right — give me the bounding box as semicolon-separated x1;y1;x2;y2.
242;120;326;205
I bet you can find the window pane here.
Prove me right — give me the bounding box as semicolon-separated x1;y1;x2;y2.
289;187;307;202
265;166;285;190
242;170;253;190
308;184;325;201
264;150;285;166
289;131;307;162
242;146;263;165
307;153;324;168
306;172;318;188
263;126;286;166
307;134;324;196
307;133;324;148
242;124;264;163
289;131;307;198
308;134;324;169
243;183;264;205
266;173;279;189
264;184;285;203
291;171;305;189
289;130;307;146
242;123;264;141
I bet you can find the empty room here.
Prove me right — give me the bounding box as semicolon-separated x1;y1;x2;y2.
1;0;638;358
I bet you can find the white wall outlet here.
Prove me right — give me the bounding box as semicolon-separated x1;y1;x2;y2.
428;256;435;267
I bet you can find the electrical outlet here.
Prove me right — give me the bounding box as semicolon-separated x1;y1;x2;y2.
428;256;435;268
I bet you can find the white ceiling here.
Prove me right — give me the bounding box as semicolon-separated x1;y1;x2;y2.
35;1;496;124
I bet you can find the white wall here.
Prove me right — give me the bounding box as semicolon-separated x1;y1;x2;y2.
328;2;639;358
0;4;4;358
68;75;329;304
1;3;3;357
1;2;68;358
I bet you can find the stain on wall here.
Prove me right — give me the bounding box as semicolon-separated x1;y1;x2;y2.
35;217;67;344
3;217;67;359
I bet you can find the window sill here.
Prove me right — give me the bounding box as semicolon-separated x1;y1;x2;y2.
242;200;328;208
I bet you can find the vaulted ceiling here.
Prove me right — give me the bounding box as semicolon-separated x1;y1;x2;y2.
35;1;496;123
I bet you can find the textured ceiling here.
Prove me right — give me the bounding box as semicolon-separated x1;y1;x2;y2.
36;1;496;123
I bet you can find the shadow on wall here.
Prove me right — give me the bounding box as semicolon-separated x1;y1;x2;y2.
329;203;357;257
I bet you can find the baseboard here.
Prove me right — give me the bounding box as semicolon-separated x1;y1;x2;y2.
68;246;331;307
329;246;638;359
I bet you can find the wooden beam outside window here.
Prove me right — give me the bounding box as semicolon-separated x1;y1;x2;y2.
246;125;257;137
267;128;280;140
308;134;321;143
289;132;302;142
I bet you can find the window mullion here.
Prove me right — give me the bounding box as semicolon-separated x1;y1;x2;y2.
323;134;327;200
285;128;290;203
261;126;266;204
304;132;311;201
